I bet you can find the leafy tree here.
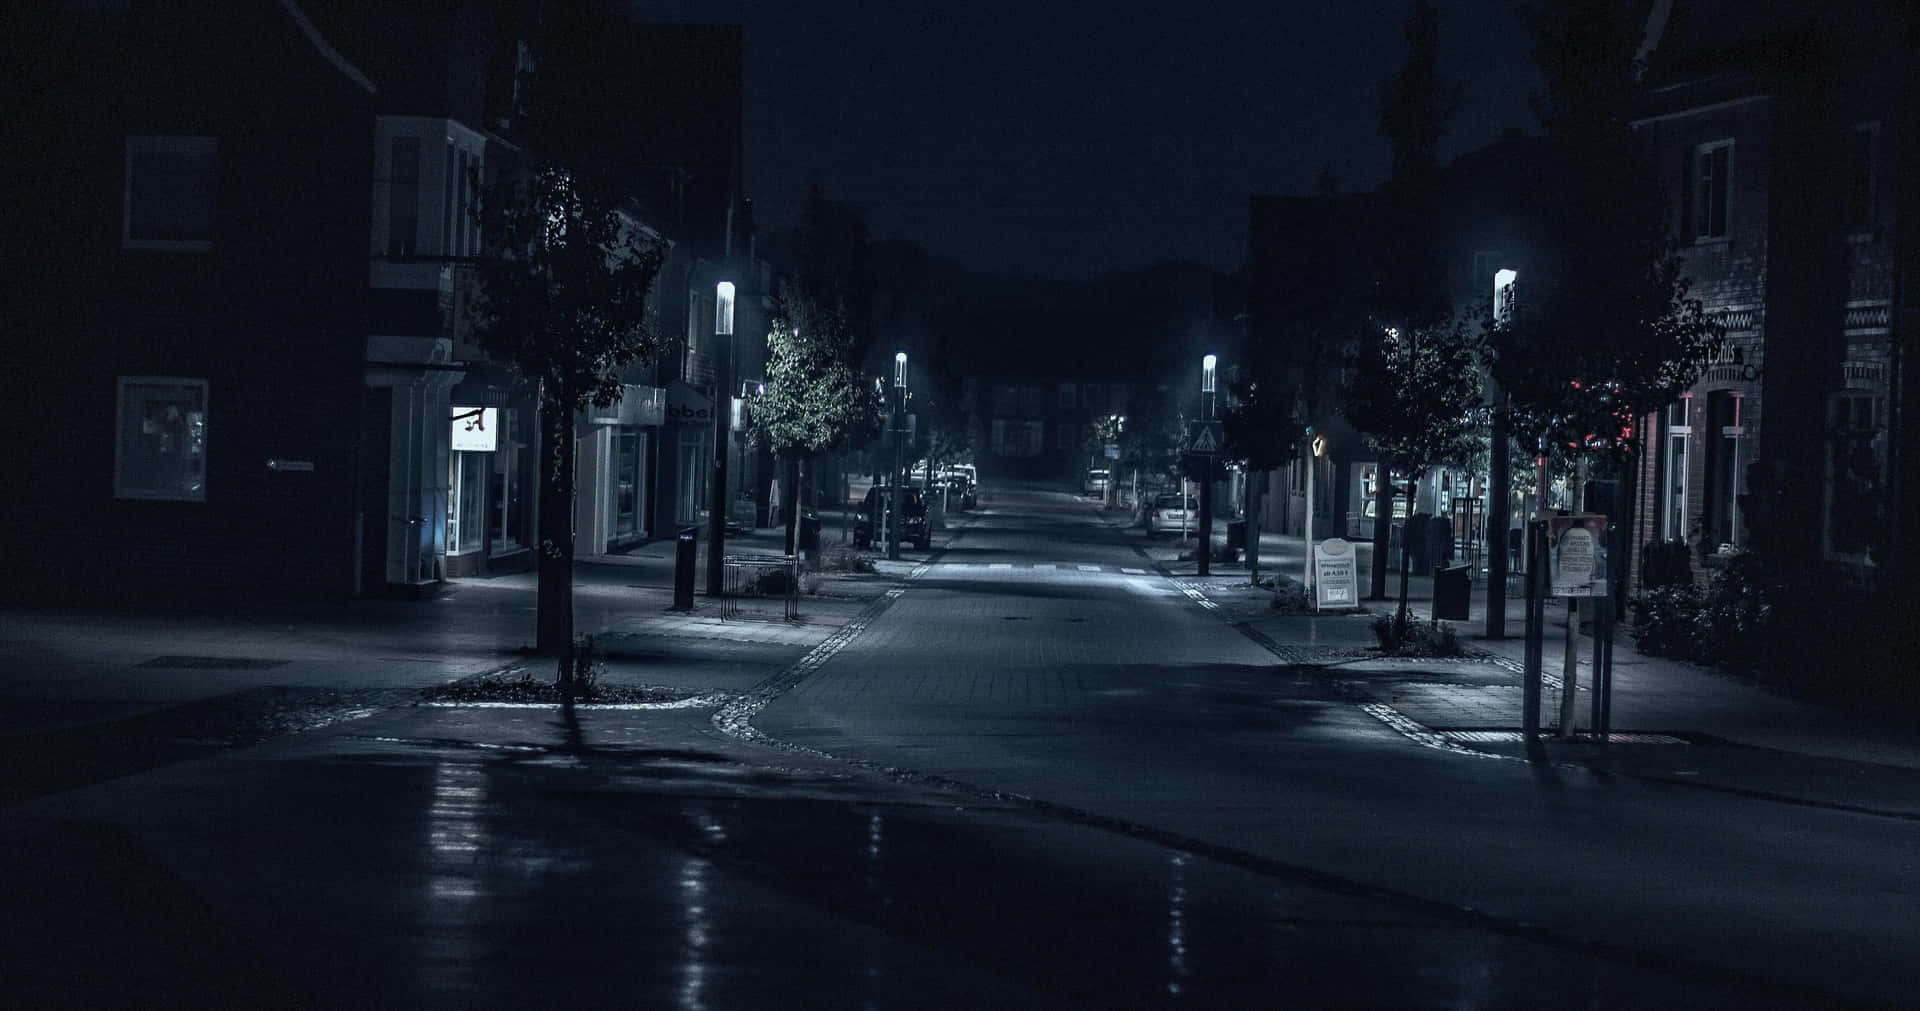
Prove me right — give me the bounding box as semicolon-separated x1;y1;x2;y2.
469;166;667;663
749;287;884;554
1342;315;1485;637
1222;360;1304;583
1499;1;1722;497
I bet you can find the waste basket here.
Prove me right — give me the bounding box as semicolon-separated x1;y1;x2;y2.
672;526;698;611
799;509;821;551
1433;562;1472;621
1226;519;1247;550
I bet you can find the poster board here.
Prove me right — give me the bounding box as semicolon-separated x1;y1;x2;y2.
1548;514;1609;597
1313;537;1359;610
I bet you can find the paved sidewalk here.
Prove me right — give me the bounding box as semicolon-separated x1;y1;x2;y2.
1093;498;1920;772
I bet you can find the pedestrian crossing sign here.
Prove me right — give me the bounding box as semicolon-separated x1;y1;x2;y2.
1187;421;1223;455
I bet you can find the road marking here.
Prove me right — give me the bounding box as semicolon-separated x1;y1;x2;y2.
1034;563;1055;570
1122;567;1146;574
990;563;1013;569
1077;564;1101;572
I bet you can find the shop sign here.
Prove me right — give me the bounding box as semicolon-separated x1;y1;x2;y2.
1549;514;1608;596
666;380;714;424
1313;537;1359;610
451;406;497;452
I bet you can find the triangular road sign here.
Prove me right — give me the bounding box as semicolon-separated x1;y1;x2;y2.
1188;421;1223;454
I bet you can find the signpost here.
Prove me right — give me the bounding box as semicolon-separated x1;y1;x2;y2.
1541;513;1615;740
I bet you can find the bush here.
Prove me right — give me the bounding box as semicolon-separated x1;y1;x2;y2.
1629;584;1703;659
813;545;876;573
1371;614;1463;657
1270;578;1311;614
1177;543;1240;564
1695;552;1775;675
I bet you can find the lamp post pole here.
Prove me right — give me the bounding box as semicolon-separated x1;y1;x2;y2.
889;352;907;561
706;280;735;597
1198;354;1216;577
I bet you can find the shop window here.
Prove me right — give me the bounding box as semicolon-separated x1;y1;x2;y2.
124;135;217;251
1825;392;1887;559
1701;391;1744;551
1690;140;1732;241
1662;397;1691;541
450;450;485;554
114;377;208;501
613;426;640;539
490;409;525;551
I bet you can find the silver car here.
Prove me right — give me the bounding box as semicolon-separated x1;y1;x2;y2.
1145;493;1197;537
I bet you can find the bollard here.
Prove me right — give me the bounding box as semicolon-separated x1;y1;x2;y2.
672;526;697;611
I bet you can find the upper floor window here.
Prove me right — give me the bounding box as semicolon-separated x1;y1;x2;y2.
1844;123;1876;230
388;137;421;257
1058;383;1076;409
1690;140;1732;241
124;135;217;252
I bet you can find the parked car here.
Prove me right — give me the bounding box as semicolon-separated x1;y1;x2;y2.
1083;469;1109;495
1145;492;1197;537
943;464;977;489
853;486;930;550
935;475;976;510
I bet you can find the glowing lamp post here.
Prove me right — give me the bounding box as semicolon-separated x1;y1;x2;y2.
706;280;735;596
1198;353;1218;577
889;351;908;560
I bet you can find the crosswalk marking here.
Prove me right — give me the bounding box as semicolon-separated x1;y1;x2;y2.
1122;568;1146;574
990;563;1013;569
1077;564;1101;572
1034;563;1055;570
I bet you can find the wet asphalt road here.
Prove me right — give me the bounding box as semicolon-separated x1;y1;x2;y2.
2;489;1915;1007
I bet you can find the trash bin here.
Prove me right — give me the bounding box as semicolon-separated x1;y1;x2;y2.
1405;512;1431;575
672;526;698;611
1433;562;1472;621
799;509;821;551
1226;519;1247;550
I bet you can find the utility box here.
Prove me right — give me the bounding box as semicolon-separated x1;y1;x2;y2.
1433;563;1472;621
1226;519;1247;550
672;526;698;611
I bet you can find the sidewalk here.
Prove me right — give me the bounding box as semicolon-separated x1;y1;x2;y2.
1106;501;1920;771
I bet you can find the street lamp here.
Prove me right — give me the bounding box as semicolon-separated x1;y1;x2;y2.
889;351;908;560
1198;353;1217;577
706;279;735;596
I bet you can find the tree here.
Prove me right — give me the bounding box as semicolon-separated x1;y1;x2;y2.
1222;360;1305;585
468;166;668;664
1342;315;1485;637
1364;0;1460;602
1498;1;1722;496
749;287;884;555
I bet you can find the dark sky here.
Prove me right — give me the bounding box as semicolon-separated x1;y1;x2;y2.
633;1;1544;280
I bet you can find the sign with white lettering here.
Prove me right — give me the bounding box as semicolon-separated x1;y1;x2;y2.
1313;537;1359;610
665;381;714;424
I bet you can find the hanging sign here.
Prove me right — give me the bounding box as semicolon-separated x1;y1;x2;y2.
450;406;497;451
665;380;714;424
1549;514;1609;596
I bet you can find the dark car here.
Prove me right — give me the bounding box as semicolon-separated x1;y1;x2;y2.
853;486;930;550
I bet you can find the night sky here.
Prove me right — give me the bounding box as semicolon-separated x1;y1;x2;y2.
632;1;1544;280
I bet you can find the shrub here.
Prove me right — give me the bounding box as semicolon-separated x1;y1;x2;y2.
1371;614;1463;657
1629;584;1703;659
1270;578;1311;614
1694;552;1775;675
813;545;876;574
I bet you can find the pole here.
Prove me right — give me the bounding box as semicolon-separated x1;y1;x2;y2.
1486;397;1510;637
1558;456;1588;738
706;313;733;598
889;354;906;561
1303;441;1315;604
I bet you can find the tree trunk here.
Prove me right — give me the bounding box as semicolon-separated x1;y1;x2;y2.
1370;465;1394;600
1485;406;1510;637
1396;475;1418;640
536;396;576;661
1245;469;1264;586
782;452;801;556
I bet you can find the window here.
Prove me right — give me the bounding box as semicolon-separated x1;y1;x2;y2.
1844;124;1876;230
1826;392;1887;558
1058;383;1076;409
124;136;217;251
387;137;420;257
1057;422;1077;451
490;409;525;551
115;377;208;501
1701;391;1744;551
1662;398;1691;541
1690;141;1732;240
1019;386;1043;417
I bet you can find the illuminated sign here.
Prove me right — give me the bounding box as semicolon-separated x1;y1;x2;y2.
451;406;497;451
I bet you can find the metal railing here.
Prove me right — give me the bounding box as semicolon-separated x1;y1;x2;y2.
721;554;801;621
